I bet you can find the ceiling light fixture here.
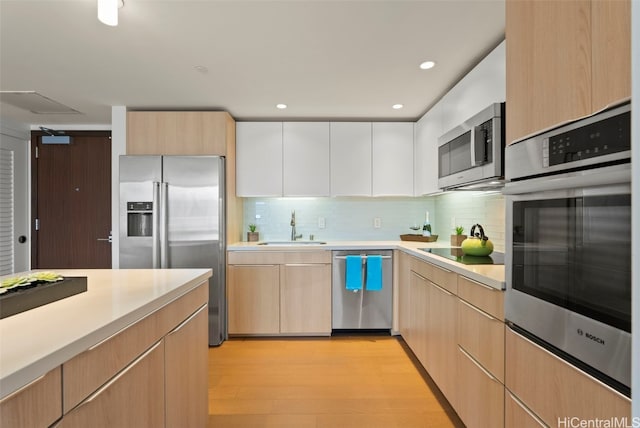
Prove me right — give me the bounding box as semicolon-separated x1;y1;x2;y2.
276;104;287;109
419;61;436;70
392;104;404;110
98;0;124;26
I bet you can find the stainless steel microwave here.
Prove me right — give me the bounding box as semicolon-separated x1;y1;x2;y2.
437;102;505;190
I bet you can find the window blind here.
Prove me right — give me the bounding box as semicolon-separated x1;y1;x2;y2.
0;148;14;275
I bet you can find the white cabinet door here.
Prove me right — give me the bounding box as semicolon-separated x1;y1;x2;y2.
414;103;442;196
439;41;506;134
330;122;372;196
283;122;330;196
236;122;283;196
372;122;414;196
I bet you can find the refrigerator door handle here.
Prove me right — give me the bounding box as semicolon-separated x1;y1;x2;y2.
152;182;161;269
160;182;169;268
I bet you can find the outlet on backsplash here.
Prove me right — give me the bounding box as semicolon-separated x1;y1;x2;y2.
373;218;381;228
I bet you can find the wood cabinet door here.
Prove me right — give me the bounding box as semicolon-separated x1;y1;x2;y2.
396;251;411;335
227;265;280;334
235;122;284;197
457;346;504;428
283;122;330;196
280;264;331;334
330;122;372;196
407;271;429;366
591;0;631;112
505;0;591;145
58;341;165;428
426;281;458;406
165;305;208;428
126;111;231;155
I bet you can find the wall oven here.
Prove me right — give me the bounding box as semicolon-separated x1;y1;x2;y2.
438;102;504;190
503;102;631;396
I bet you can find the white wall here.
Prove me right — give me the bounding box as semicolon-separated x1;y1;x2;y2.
631;0;638;418
110;107;127;268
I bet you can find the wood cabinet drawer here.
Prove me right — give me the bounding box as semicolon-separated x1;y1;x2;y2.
57;341;165;428
410;256;432;279
458;298;505;382
63;283;208;412
505;390;548;428
429;262;457;294
458;275;504;319
505;327;630;425
228;250;331;265
457;346;504;428
0;366;62;428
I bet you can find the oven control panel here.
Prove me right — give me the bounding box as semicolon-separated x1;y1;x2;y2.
542;111;630;167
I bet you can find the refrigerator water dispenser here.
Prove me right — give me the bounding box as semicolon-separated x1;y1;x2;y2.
127;202;153;237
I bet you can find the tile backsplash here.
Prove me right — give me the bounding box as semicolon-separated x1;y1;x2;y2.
242;191;505;251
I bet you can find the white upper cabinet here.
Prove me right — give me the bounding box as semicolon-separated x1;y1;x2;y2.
439;41;506;134
414;103;443;196
372;122;414;196
236;122;283;197
330;122;372;196
283;122;330;196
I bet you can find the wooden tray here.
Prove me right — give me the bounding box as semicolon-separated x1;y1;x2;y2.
400;234;438;242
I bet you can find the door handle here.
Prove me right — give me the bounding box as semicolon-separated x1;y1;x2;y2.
97;232;113;243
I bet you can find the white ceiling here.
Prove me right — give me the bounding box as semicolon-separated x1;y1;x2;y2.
0;0;505;127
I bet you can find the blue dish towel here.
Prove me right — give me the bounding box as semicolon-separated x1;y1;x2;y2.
345;255;362;291
366;255;383;291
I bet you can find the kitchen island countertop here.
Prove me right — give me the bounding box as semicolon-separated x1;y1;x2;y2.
0;268;211;400
228;240;505;290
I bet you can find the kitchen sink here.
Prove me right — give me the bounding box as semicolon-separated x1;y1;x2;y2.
257;241;327;245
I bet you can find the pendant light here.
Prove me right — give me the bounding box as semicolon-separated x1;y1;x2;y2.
98;0;122;26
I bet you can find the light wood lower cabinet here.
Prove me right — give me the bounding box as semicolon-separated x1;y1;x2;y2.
227;265;280;334
227;251;332;335
0;366;62;428
457;346;505;428
280;264;331;334
505;327;631;426
57;341;165;428
165;305;208;428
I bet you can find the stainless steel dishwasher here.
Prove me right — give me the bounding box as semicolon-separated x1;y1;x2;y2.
332;250;393;331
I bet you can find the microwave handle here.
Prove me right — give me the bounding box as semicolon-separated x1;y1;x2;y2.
471;125;488;166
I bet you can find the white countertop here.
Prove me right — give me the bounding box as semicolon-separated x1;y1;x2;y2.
228;240;505;290
0;268;211;400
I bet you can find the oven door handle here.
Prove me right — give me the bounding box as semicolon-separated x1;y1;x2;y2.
503;164;630;195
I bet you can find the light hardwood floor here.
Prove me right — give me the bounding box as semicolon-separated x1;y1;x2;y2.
208;335;464;428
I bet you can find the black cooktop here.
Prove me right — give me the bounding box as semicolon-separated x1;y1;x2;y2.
419;248;505;265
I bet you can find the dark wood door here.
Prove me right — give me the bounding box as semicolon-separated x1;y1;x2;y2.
31;131;112;268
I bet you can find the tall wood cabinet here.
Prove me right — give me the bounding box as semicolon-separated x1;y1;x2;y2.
126;110;242;243
506;0;630;145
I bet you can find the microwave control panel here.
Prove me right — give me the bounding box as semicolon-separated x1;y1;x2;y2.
543;111;630;167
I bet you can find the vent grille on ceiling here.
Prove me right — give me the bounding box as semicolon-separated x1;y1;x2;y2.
0;91;80;114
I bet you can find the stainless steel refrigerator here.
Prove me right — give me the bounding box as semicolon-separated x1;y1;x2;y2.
119;155;226;346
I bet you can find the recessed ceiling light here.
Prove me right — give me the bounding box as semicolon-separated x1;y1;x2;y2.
419;61;436;70
392;104;404;110
276;104;287;109
194;65;208;74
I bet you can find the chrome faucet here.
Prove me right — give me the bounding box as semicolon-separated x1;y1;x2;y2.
290;210;302;241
